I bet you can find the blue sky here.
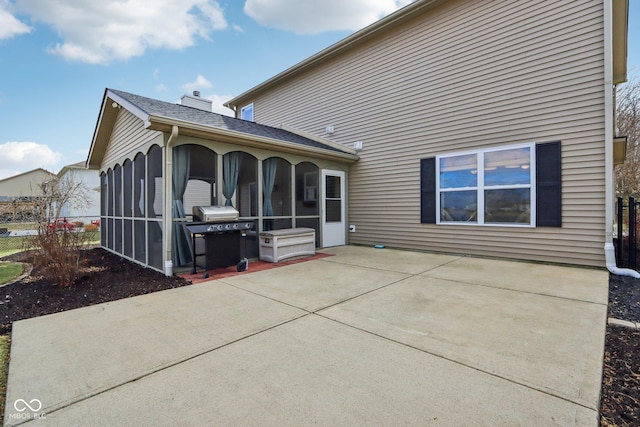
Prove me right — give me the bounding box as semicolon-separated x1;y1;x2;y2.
0;0;638;180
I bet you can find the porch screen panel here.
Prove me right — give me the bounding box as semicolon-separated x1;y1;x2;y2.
295;162;319;216
237;153;258;218
263;157;291;231
124;219;133;257
106;168;114;249
107;168;114;216
147;145;163;219
295;162;319;246
100;172;107;247
123;159;133;218
114;165;122;218
134;220;146;263
114;218;122;254
147;221;163;270
172;144;192;267
134;153;145;218
146;145;163;270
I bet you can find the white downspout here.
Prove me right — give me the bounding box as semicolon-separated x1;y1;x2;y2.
603;1;639;278
163;125;179;276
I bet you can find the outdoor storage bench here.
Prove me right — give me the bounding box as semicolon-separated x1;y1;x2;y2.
259;228;316;263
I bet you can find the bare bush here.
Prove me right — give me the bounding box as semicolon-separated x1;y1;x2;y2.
24;172;93;287
616;73;640;199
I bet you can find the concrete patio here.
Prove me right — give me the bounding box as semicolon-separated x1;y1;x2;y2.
4;246;609;426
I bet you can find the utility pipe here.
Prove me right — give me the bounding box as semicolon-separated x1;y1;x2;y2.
603;1;639;278
163;125;179;276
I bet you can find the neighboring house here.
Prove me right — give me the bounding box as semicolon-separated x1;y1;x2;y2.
88;0;629;274
56;161;101;223
0;168;56;199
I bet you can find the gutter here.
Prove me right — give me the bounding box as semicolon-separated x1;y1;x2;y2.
603;1;639;278
163;125;179;277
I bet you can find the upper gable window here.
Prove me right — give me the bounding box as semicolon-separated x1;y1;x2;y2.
240;103;254;121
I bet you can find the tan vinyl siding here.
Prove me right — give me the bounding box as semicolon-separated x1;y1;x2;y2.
103;109;162;168
243;0;607;266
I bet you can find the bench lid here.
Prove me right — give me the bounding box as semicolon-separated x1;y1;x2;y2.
260;227;315;237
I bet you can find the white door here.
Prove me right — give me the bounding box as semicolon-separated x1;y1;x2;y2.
321;170;346;247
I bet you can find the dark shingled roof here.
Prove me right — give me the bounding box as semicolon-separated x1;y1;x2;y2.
110;89;346;154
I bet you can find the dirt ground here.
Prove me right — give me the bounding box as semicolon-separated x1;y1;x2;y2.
0;247;639;425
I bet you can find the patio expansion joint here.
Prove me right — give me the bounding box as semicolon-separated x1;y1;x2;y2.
312;313;599;413
219;270;415;315
315;254;464;276
419;274;609;307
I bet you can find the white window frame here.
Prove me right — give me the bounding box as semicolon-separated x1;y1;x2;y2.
436;143;536;227
240;103;254;121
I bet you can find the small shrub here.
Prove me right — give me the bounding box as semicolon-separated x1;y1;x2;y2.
73;221;84;228
25;228;84;287
84;224;99;232
23;172;94;287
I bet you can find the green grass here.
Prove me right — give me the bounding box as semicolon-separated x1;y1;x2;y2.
0;236;29;258
0;262;23;284
0;232;100;258
0;334;10;421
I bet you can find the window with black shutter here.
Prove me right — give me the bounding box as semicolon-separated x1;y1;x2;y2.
420;141;561;227
535;141;562;227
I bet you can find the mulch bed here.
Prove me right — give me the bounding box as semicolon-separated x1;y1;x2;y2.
0;247;639;424
0;248;190;335
601;274;640;426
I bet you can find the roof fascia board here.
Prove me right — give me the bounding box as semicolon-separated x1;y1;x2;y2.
107;89;151;123
147;115;359;163
86;91;111;169
225;0;443;107
87;89;153;169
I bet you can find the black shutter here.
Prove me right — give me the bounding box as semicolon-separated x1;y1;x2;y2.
536;141;562;227
420;157;436;223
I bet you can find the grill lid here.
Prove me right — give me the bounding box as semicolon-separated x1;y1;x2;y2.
193;205;239;222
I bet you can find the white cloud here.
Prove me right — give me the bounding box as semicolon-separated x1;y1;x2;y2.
244;0;414;35
0;142;62;171
0;168;21;180
183;75;213;93
206;94;234;116
0;5;31;39
14;0;228;64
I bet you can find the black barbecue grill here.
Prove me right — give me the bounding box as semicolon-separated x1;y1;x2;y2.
186;206;255;274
